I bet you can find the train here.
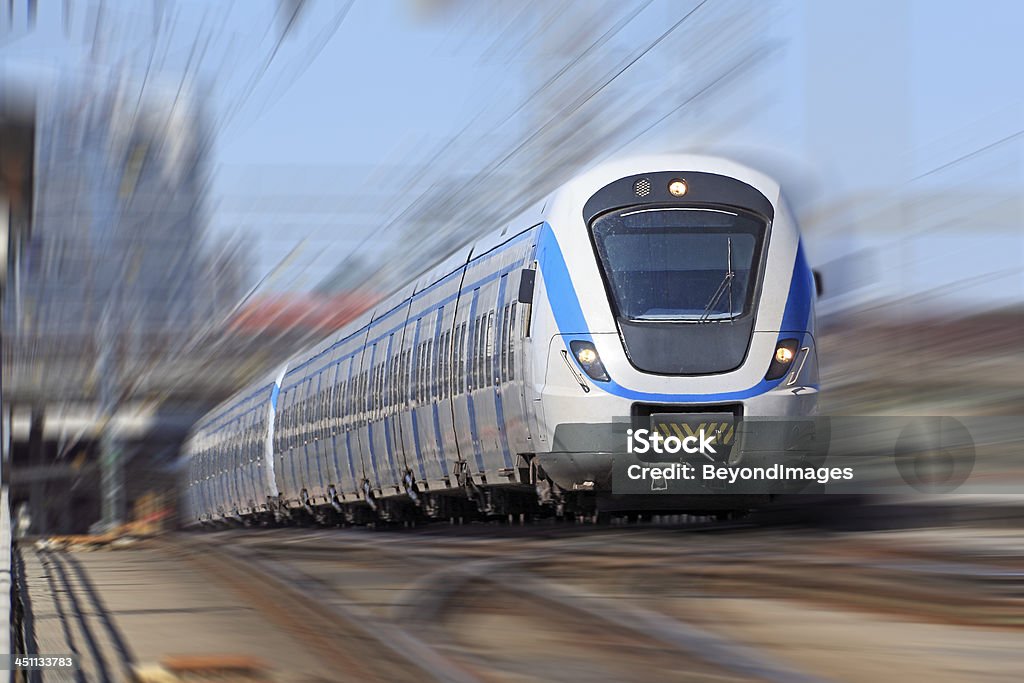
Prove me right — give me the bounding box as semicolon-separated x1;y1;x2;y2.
181;154;820;526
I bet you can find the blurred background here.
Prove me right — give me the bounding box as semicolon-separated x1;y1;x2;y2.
0;1;1022;682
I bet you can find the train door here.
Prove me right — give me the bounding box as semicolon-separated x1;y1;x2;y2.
282;385;299;504
424;304;447;483
380;333;402;494
311;368;330;501
472;284;504;475
338;351;361;498
452;287;481;478
321;357;341;495
360;342;381;493
402;315;426;485
503;237;538;461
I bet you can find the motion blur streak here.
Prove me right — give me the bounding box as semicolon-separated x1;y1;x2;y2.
1;1;1022;682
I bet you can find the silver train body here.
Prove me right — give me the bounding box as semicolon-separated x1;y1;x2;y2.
181;155;818;525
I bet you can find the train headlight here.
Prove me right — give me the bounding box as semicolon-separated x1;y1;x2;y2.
668;179;688;197
765;338;800;380
569;340;610;382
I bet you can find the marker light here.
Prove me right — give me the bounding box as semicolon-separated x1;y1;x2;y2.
765;338;800;380
668;179;688;197
569;340;610;382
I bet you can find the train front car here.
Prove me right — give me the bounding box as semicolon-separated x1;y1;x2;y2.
532;156;819;514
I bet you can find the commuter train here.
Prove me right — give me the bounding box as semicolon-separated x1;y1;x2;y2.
181;155;820;526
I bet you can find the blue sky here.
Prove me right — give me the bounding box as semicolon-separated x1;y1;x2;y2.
4;0;1022;307
207;1;1024;300
215;1;1024;192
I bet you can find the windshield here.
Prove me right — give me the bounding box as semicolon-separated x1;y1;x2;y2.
590;207;767;321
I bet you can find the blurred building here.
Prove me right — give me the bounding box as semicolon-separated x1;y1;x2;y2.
25;79;207;342
0;88;35;488
2;77;251;533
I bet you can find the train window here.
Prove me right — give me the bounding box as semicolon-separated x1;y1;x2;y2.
374;362;381;416
419;339;427;401
461;322;468;393
397;348;403;407
298;385;306;444
422;340;429;402
443;329;452;399
467;318;477;391
486;310;495;385
286;390;295;450
337;379;345;429
482;313;490;386
383;355;390;411
379;360;386;415
322;378;331;438
452;325;460;395
290;391;298;445
591;207;766;321
420;340;427;402
412;342;420;403
477;316;485;390
424;339;433;399
477;315;485;387
453;323;462;394
317;382;324;439
279;402;287;451
310;384;318;442
388;336;396;410
323;380;330;437
373;364;379;415
391;351;396;409
342;362;350;428
475;316;482;389
451;325;460;395
399;348;408;404
357;369;365;417
477;317;484;388
438;330;446;399
499;304;508;379
410;344;416;403
434;337;442;401
307;382;314;441
403;347;410;405
306;379;314;443
365;366;371;417
509;301;517;380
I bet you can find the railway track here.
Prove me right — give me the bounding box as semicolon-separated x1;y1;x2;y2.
169;530;837;683
156;536;482;683
15;522;1024;681
197;522;1024;631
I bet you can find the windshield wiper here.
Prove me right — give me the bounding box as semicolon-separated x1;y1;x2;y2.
698;237;734;323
